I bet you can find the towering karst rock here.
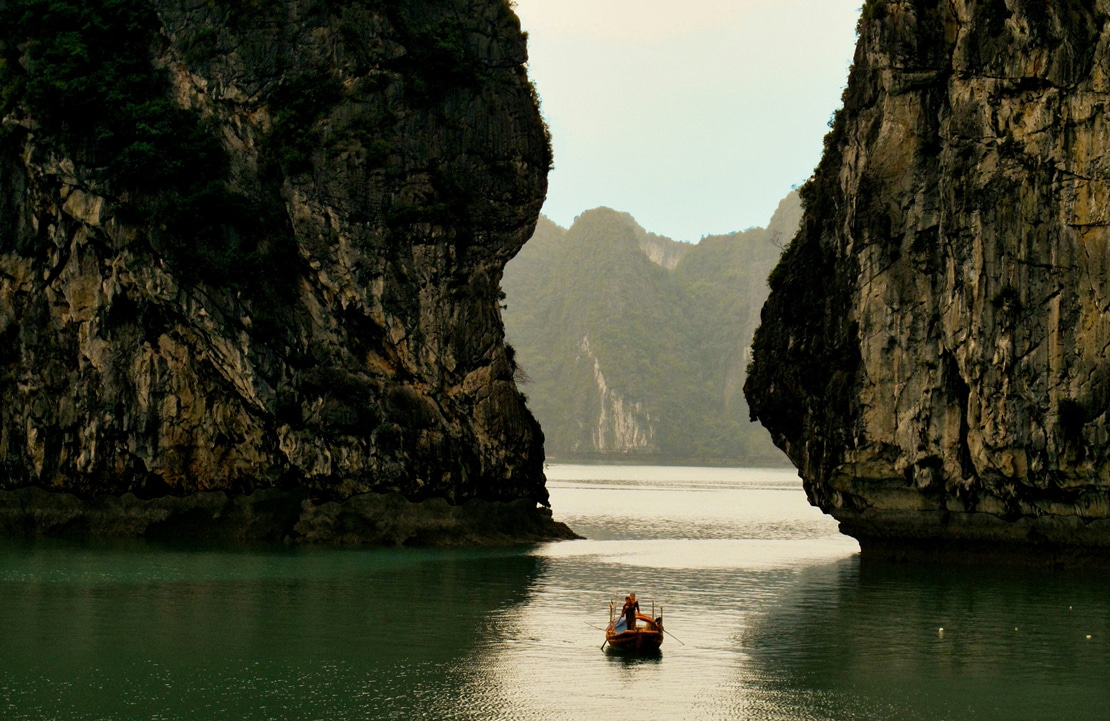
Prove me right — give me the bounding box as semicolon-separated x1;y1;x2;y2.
746;0;1110;558
0;0;563;542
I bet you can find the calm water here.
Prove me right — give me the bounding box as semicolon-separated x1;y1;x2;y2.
2;464;1109;720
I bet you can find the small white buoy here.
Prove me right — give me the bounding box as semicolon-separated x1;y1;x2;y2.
1014;627;1019;632
1087;635;1093;640
938;627;944;637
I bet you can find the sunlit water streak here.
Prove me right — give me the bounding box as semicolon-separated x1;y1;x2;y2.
2;464;1109;719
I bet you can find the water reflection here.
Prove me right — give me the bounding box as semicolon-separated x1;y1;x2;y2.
0;539;545;720
604;648;663;665
16;467;1103;720
739;557;1110;721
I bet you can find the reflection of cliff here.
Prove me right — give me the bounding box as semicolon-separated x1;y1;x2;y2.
746;1;1110;555
503;196;799;464
0;0;554;539
0;543;545;716
738;558;1110;720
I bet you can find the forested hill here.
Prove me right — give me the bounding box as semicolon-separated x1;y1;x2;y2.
501;192;800;465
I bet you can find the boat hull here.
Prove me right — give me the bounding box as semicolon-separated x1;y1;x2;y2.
605;615;664;652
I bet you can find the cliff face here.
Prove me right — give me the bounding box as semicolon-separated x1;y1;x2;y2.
575;334;657;454
746;0;1110;557
0;0;552;525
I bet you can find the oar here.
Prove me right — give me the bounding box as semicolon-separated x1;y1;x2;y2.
662;627;686;646
586;621;611;650
651;604;685;646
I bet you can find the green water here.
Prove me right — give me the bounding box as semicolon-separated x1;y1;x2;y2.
2;465;1108;720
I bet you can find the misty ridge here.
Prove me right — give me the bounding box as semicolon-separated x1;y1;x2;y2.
502;191;802;465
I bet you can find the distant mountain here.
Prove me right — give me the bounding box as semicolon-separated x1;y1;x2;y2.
502;192;801;465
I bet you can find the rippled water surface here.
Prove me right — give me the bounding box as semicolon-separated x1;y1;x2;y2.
3;465;1110;720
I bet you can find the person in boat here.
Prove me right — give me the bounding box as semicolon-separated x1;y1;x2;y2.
622;592;640;631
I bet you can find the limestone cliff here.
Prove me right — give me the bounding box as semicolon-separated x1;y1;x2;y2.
576;334;656;453
0;0;562;542
746;0;1110;560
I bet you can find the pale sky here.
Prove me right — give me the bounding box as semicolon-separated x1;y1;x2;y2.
512;0;863;241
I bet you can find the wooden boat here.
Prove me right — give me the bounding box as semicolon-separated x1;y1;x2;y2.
604;600;664;652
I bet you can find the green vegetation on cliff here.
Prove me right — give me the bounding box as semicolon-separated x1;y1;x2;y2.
502;194;800;465
0;0;299;306
0;0;550;297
